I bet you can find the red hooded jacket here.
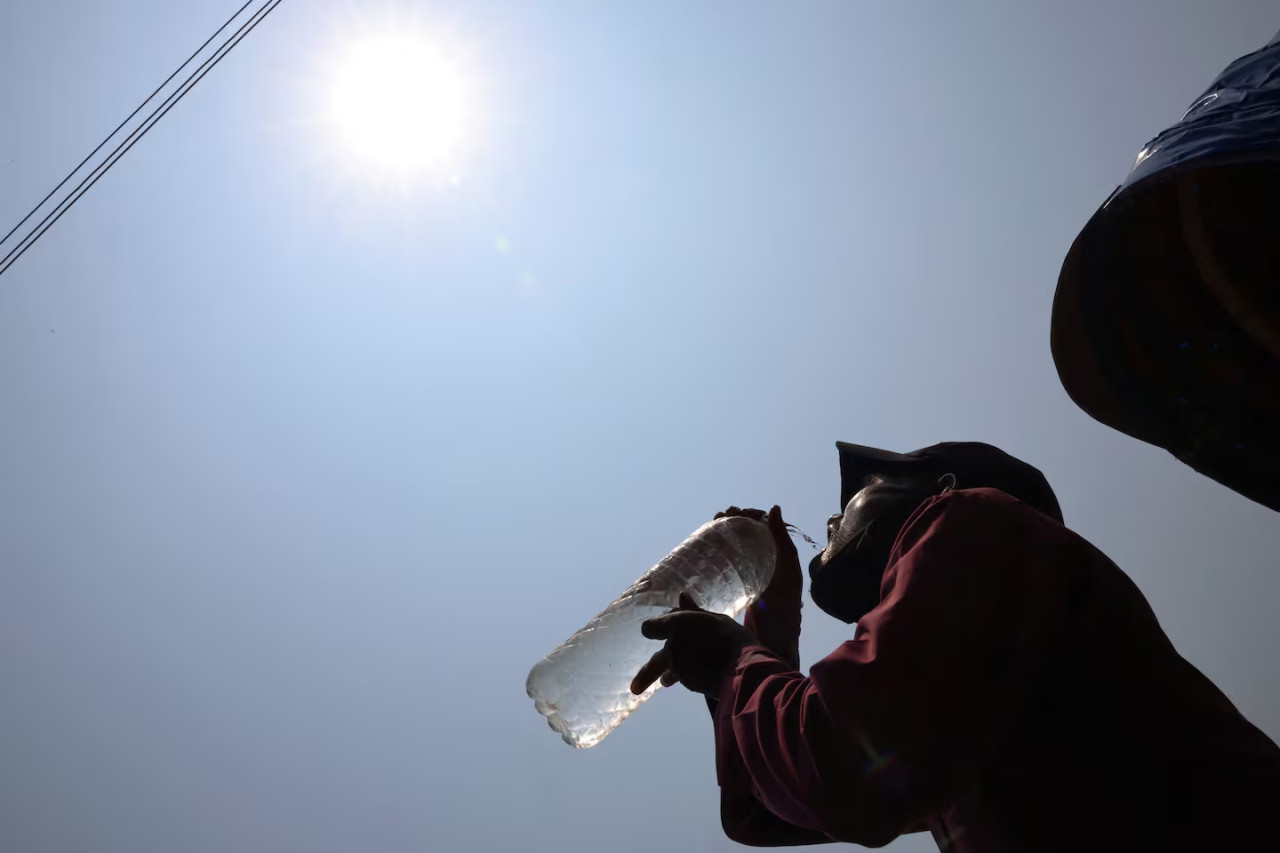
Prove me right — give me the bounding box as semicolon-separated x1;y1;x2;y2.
711;488;1280;850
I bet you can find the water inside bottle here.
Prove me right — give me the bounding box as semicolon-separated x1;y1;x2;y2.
526;516;790;748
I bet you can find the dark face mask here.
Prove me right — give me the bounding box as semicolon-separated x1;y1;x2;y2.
808;475;939;624
808;530;896;624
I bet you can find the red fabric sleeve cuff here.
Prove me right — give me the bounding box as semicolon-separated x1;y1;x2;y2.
714;645;782;719
715;645;768;788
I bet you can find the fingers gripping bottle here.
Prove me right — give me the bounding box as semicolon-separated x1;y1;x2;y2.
525;516;776;749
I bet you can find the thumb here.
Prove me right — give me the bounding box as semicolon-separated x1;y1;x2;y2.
767;505;787;538
761;507;802;601
678;591;702;611
766;506;800;562
641;615;672;640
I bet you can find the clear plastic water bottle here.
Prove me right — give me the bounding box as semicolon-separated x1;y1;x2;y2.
526;516;776;749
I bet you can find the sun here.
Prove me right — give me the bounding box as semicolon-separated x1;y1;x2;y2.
327;33;469;177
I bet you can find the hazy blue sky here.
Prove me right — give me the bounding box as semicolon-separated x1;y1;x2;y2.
2;2;1278;851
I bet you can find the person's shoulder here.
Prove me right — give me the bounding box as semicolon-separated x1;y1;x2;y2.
890;487;1070;563
910;486;1051;527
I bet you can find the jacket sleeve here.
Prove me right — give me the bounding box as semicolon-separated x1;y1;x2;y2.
711;492;1074;846
706;688;835;847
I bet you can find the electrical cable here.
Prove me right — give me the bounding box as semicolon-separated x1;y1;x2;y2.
0;0;283;278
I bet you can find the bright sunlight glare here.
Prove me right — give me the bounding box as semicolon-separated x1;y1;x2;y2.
328;34;469;177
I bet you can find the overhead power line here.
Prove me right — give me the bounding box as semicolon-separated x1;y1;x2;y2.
0;0;256;252
0;0;284;279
